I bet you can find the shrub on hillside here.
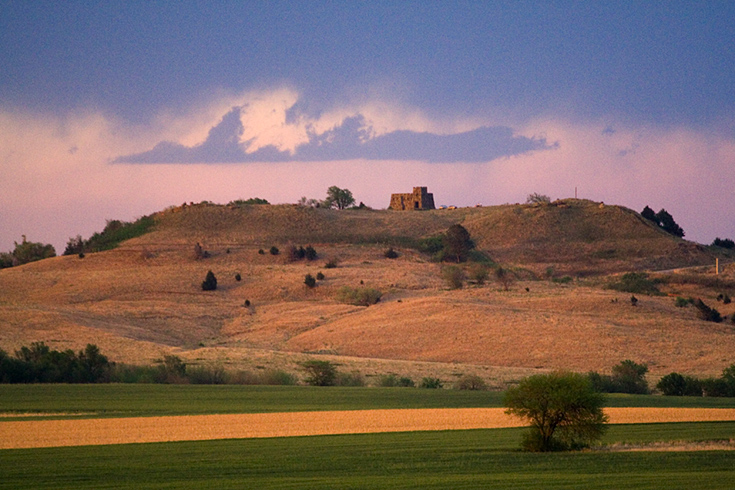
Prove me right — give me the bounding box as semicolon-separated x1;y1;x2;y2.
336;286;382;306
301;360;337;386
495;266;514;291
316;272;325;280
608;272;661;295
324;259;338;269
304;245;317;261
526;193;551;204
693;298;722;322
455;374;488;390
469;263;489;285
304;274;317;288
420;377;443;389
442;265;465;289
202;270;217;291
335;370;366;387
384;247;399;259
8;236;56;266
674;296;692;308
1;342;111;383
712;237;735;249
377;374;415;387
228;197;269;205
269;246;279;255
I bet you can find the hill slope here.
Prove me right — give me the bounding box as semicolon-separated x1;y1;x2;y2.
1;200;733;383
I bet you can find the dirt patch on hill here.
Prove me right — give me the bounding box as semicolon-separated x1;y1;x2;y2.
2;407;735;450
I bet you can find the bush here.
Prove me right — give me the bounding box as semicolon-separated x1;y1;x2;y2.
235;273;242;281
384;247;399;259
304;274;316;288
420;377;443;389
693;298;722;322
201;270;218;291
84;216;155;252
442;224;475;263
526;193;551;204
611;360;649;394
504;371;608;452
588;360;649;394
495;266;514;291
63;235;85;256
377;374;415;387
552;276;573;284
713;237;735;249
469;264;489;285
304;245;317;261
674;296;692;308
442;265;465;289
455;374;487;390
258;249;265;255
657;372;703;396
9;236;56;265
336;286;382;306
609;272;661;295
301;360;337;386
228;197;269;205
324;259;338;269
335;370;366;387
316;272;325;280
269;246;279;256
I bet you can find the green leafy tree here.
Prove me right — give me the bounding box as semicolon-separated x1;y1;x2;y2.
324;186;356;210
504;371;608;452
611;360;649;394
301;360;337;386
11;235;56;265
442;224;474;263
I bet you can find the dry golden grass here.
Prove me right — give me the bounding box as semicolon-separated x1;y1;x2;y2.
1;201;734;382
2;407;735;449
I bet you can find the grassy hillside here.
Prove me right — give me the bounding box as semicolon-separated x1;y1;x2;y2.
1;200;734;382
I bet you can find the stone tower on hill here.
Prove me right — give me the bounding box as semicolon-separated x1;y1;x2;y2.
389;187;436;210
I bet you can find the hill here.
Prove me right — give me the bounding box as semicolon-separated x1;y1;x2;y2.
1;200;734;385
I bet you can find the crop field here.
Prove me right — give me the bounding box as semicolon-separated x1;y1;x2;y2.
2;385;735;488
2;424;735;489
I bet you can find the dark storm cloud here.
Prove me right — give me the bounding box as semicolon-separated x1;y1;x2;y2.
114;110;555;164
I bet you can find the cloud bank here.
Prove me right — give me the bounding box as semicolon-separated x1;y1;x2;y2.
114;102;555;164
2;89;735;255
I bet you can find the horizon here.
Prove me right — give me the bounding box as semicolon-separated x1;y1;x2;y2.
2;2;734;253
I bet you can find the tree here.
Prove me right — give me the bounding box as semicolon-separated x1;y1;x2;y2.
301;360;337;386
713;238;735;249
201;270;217;291
63;235;85;256
11;235;56;265
323;186;355;210
611;360;649;394
442;224;474;263
526;193;551;204
495;266;514;291
655;209;685;238
641;205;658;223
504;371;608;452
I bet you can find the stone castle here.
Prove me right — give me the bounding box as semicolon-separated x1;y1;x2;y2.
389;187;435;210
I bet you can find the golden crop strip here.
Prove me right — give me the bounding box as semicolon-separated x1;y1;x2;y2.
2;407;735;449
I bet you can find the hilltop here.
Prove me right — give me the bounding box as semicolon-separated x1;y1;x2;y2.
1;199;734;385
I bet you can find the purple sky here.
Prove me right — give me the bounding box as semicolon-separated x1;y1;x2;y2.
1;2;734;253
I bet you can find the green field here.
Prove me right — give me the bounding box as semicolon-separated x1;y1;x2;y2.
2;424;735;489
3;385;735;419
2;385;735;489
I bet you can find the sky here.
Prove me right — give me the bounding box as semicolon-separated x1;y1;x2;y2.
1;1;734;253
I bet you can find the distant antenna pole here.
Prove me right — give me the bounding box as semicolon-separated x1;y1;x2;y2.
575;187;577;199
716;258;720;275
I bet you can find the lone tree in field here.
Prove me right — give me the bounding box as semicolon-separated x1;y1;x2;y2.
324;186;355;210
301;360;337;386
504;371;608;452
442;224;475;262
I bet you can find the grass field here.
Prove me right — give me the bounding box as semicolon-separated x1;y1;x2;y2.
3;385;735;419
1;424;735;489
3;385;735;488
